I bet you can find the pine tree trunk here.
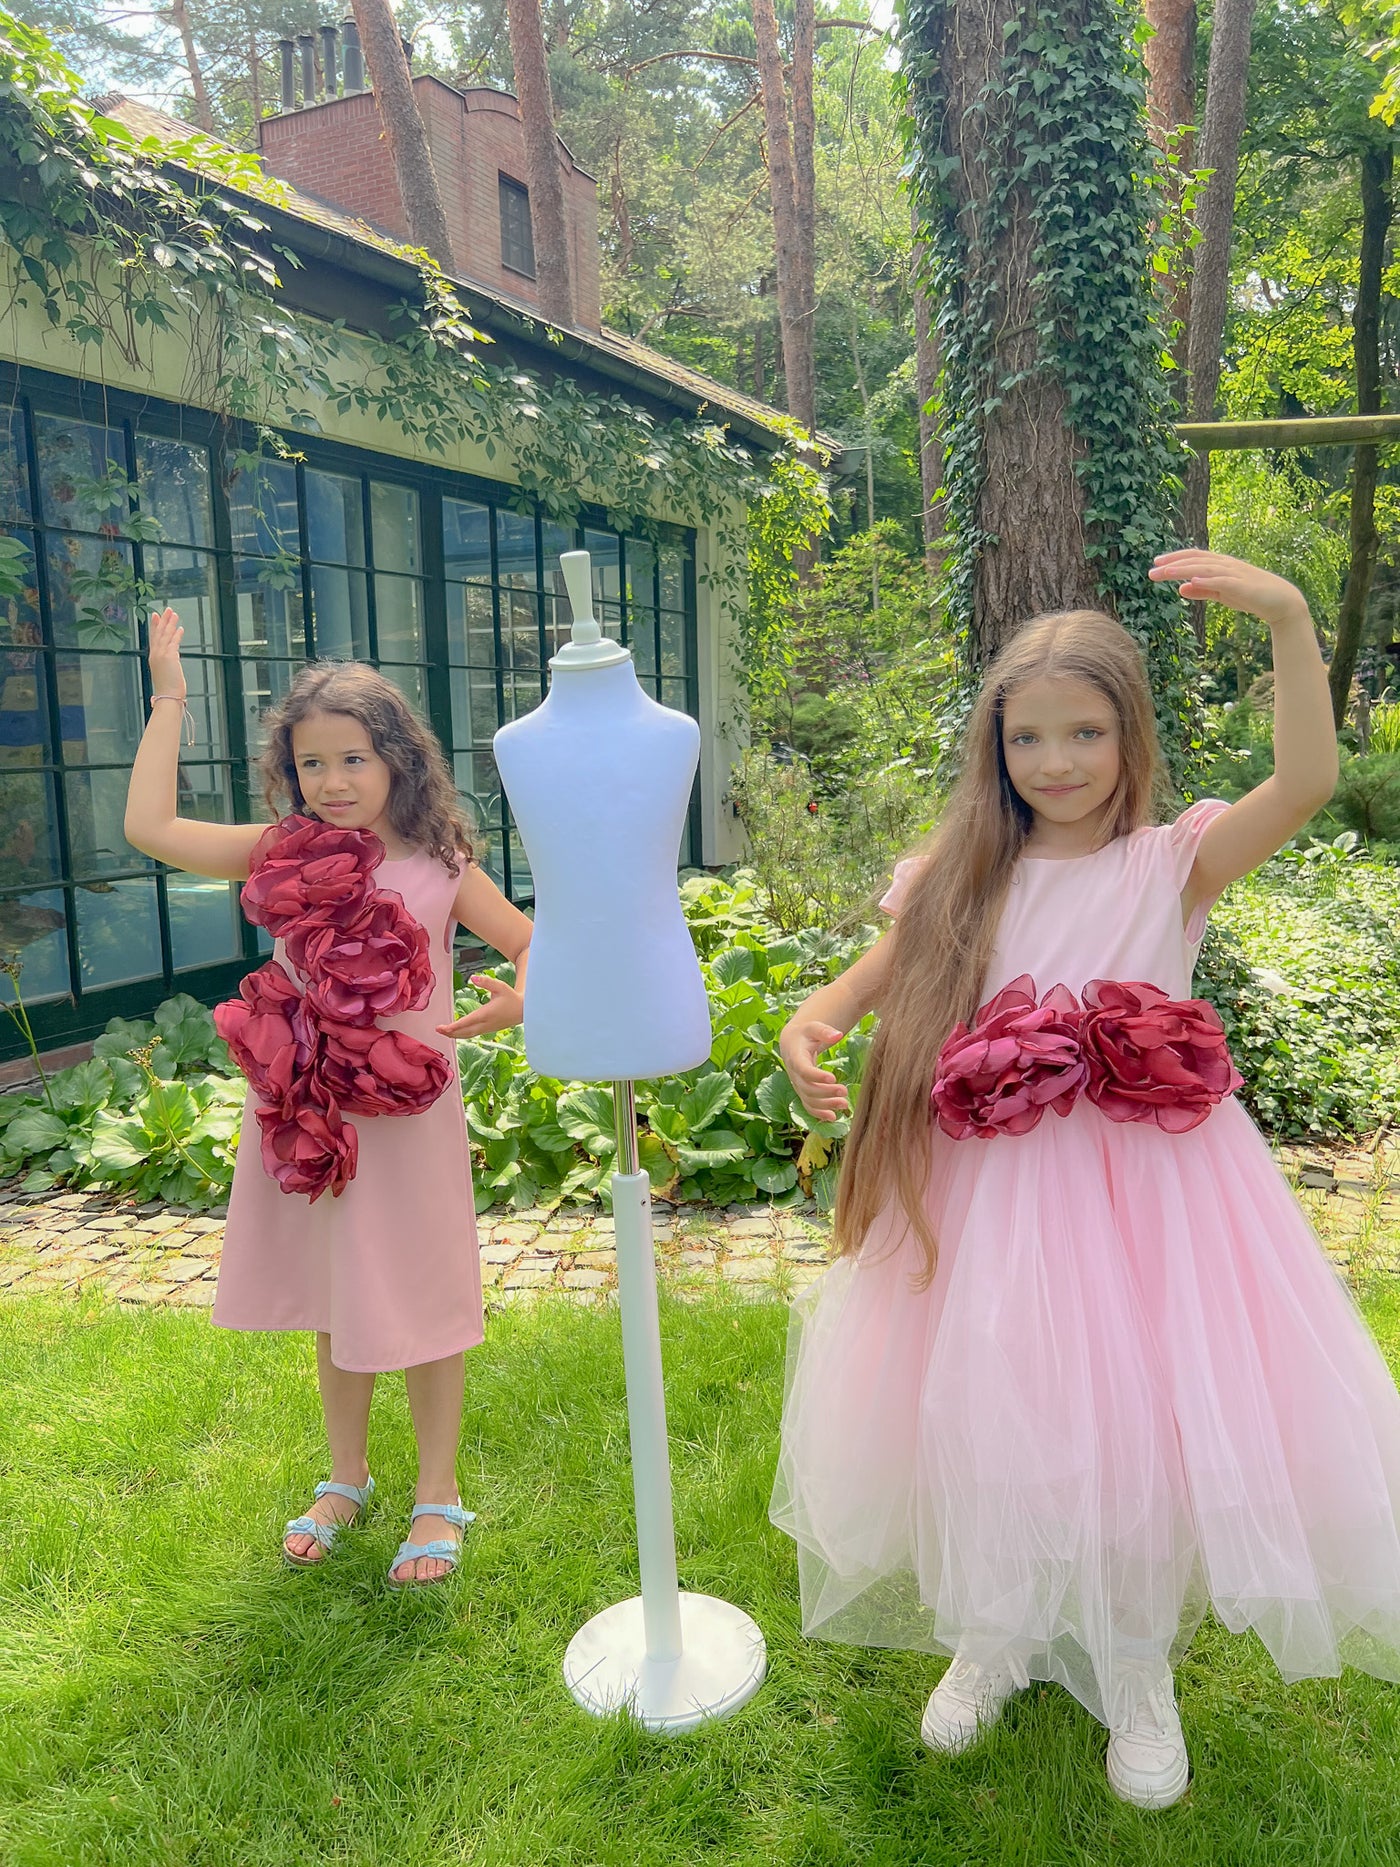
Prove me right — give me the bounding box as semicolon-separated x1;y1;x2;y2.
1180;0;1257;581
350;0;455;264
168;0;215;133
751;0;815;434
506;0;575;326
1328;143;1393;728
789;0;818;434
1143;0;1195;388
911;208;943;575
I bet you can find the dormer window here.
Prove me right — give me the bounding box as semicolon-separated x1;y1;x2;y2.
499;174;536;278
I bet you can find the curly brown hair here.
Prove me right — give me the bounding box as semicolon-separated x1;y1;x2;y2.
259;663;473;874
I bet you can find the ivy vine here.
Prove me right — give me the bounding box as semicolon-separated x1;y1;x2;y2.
0;13;828;638
899;0;1200;782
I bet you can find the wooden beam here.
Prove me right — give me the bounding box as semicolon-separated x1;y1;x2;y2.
1175;415;1400;450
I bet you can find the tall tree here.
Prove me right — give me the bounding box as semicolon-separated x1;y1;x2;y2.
901;0;1193;764
1180;0;1258;569
1328;141;1394;726
750;0;816;432
1143;0;1195;385
349;0;455;262
506;0;575;325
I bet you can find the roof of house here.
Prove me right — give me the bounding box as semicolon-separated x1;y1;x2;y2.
99;95;817;459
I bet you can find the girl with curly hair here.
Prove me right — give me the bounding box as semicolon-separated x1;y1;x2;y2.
126;620;531;1589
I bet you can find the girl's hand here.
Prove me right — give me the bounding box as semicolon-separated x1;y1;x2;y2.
437;973;523;1040
780;1017;849;1121
146;607;188;700
1149;550;1310;630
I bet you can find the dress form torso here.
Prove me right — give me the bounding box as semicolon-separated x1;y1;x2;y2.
494;657;711;1081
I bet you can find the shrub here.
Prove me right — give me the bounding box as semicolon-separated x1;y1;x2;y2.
1330;753;1400;844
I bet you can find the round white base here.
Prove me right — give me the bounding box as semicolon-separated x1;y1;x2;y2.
563;1592;767;1732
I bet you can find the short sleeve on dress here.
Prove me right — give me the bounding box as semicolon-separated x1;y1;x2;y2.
880;857;921;917
1168;797;1233;945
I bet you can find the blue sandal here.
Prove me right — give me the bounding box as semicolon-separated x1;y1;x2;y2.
282;1477;375;1568
387;1501;475;1588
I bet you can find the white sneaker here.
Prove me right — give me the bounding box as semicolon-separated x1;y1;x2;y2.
920;1651;1027;1754
1106;1672;1190;1809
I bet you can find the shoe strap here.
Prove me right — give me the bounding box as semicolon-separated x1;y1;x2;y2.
394;1538;464;1563
314;1478;374;1508
409;1502;474;1529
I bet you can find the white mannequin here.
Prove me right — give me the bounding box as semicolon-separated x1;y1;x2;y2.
493;556;711;1082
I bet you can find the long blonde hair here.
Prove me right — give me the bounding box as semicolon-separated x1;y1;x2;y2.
834;610;1166;1278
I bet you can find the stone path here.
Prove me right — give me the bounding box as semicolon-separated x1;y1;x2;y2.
0;1142;1395;1309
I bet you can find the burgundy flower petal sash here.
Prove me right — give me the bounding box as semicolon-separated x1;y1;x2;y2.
932;973;1242;1140
215;815;451;1202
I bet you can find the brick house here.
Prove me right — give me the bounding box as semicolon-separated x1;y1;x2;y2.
0;72;796;1063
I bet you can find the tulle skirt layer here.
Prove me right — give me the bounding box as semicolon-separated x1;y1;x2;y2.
770;1099;1400;1727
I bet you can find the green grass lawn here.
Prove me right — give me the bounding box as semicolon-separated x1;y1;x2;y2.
2;1288;1400;1866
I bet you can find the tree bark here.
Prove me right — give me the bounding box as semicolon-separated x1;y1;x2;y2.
751;0;816;434
506;0;575;325
789;0;818;435
1180;0;1257;577
350;0;455;265
1328;143;1393;729
1143;0;1195;388
167;0;215;133
911;207;943;575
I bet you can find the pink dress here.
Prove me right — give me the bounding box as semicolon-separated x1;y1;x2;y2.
214;849;483;1373
771;802;1400;1727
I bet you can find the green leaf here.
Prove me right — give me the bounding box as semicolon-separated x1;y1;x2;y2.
3;1107;71;1155
679;1071;734;1134
675;1128;748;1173
750;1156;799;1195
710;947;755;987
556;1086;618;1157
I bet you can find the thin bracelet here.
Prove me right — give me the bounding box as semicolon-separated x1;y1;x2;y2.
150;692;196;747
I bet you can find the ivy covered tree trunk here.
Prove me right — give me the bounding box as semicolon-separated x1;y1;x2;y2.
901;0;1195;772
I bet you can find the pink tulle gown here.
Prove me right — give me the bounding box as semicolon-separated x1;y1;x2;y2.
214;849;483;1374
770;801;1400;1728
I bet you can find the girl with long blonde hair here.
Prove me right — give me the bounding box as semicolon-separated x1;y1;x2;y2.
771;550;1400;1808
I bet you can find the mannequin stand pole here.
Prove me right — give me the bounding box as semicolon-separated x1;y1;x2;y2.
561;1082;767;1733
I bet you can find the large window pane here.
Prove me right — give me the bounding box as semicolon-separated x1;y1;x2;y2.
136;437;213;547
446;580;494;665
449;666;502;748
309;563;369;659
0;408;32;523
660;677;694;716
235;557;304;656
584;529;621;608
0;635;49;761
0;771;62;882
173;760;235;826
241;658;299;752
76;876;161;988
306;469;365;567
54;654;143;765
659;608;687;676
65;768;153;877
379;664;426;717
660;545;687;613
228;456;298;558
168;871;242;970
145;546;219;653
0;888;69;1003
45;534;137;651
541;519;573;577
495;509;536;588
370;482;420;573
375;573;423;661
178;660;231;762
443;497;490;580
501;587;541;669
35;414;128;535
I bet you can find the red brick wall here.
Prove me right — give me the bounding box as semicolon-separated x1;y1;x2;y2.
258;77;601;333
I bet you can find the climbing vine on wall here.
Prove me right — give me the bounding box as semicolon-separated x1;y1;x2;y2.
899;0;1200;782
0;12;828;636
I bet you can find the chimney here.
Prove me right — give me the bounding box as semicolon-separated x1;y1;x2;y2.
320;23;338;97
342;16;364;92
298;32;316;106
278;36;295;112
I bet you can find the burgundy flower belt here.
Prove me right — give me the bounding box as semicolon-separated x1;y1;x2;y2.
214;816;452;1202
932;975;1241;1141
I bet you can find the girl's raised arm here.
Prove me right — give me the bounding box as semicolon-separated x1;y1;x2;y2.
124;608;265;880
1149;551;1340;908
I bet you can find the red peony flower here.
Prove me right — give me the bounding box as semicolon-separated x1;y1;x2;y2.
240;814;383;938
290;892;434;1027
932;974;1087;1140
314;1019;452;1117
255;1079;359;1202
213;960;316;1105
1080;979;1243;1132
